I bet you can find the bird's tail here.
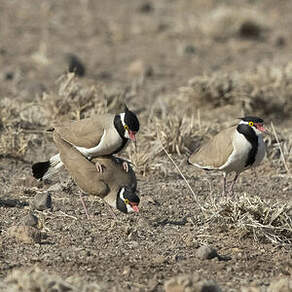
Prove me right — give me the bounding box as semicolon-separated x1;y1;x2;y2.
32;154;63;180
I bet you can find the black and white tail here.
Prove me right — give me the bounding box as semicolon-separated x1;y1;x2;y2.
32;154;63;180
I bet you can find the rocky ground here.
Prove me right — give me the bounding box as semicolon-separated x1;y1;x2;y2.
0;1;292;291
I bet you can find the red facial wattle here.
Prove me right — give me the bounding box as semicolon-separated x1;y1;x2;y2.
128;130;136;141
130;202;139;212
255;123;266;133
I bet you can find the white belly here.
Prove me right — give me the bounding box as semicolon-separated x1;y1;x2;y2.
220;131;252;174
76;128;124;158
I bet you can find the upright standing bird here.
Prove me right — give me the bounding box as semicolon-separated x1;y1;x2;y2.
32;105;139;180
53;132;140;217
188;116;268;195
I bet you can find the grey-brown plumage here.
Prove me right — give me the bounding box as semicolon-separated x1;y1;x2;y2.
53;132;139;215
32;107;139;180
188;117;267;194
188;126;235;170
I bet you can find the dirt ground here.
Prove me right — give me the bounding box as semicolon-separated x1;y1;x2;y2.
0;1;292;291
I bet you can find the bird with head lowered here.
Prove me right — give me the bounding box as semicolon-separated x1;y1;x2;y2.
52;132;140;217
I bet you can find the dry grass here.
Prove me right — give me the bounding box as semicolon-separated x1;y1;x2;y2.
1;69;291;247
178;63;292;119
200;194;292;245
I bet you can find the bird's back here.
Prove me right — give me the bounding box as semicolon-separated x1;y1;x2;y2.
188;126;236;169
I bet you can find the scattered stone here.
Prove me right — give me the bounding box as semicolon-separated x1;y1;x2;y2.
66;53;86;77
7;226;41;244
196;245;218;260
275;36;286;47
184;45;196;55
267;278;292;292
164;274;222;292
22;213;38;228
238;21;263;39
0;198;28;208
138;2;153;13
31;192;52;211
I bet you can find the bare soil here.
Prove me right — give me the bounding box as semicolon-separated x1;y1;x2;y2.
0;1;292;291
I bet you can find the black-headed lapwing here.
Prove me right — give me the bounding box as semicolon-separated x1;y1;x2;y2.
53;132;139;217
32;105;139;180
188;116;268;194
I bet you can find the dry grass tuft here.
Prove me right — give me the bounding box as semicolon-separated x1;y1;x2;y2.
142;116;208;156
178;64;292;119
201;194;292;244
40;73;106;121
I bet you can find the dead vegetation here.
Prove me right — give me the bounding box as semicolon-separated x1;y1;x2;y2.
1;1;292;290
178;63;292;119
200;194;292;245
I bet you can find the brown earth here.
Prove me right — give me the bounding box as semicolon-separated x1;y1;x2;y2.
0;1;292;291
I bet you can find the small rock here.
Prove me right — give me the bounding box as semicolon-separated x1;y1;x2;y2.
196;245;218;260
22;213;38;228
66;53;86;77
7;226;41;244
138;2;153;13
238;21;262;39
31;192;52;211
184;45;196;55
275;36;286;47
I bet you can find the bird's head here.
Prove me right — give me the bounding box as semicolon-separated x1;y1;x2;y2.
120;105;139;141
116;186;140;214
239;116;268;135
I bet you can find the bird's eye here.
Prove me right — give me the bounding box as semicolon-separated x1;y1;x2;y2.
124;125;129;130
124;198;129;204
249;121;254;127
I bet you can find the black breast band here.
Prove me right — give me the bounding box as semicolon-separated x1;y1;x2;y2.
237;124;258;167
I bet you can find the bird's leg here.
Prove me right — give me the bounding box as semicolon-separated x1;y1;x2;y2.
95;161;103;173
122;161;129;173
222;173;227;196
228;173;239;195
79;193;90;219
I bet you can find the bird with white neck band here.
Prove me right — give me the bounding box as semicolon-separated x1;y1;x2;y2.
53;132;140;218
32;105;139;180
188;116;268;195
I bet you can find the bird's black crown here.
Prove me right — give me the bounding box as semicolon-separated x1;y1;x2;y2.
240;116;264;124
124;106;139;132
123;186;140;204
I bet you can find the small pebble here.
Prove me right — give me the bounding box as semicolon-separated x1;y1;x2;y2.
196;245;218;260
22;213;38;227
31;192;52;211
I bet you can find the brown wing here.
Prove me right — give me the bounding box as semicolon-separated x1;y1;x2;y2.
53;132;109;197
92;156;137;191
53;114;114;148
188;126;236;169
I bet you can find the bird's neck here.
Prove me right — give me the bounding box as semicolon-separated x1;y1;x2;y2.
237;124;259;167
236;124;258;143
114;114;125;139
